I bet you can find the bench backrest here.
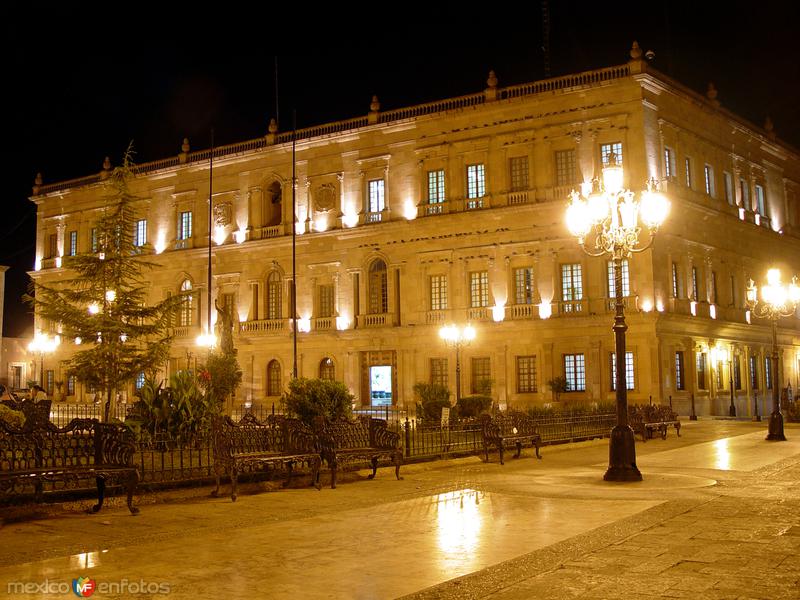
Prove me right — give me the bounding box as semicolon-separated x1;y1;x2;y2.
212;413;316;457
314;416;399;451
481;411;538;438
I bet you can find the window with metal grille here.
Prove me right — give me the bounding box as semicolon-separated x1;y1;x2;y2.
471;357;491;394
676;351;685;390
555;150;576;186
664;147;676;179
750;355;759;390
179;279;193;327
691;267;699;301
46;370;54;396
427;170;445;204
607;260;630;298
724;172;733;205
685;157;692;188
319;358;335;381
697;352;707;389
318;284;335;318
67;376;76;396
469;271;489;308
563;354;585;392
610;351;635;390
466;164;485;208
430;358;448;388
267;360;282;396
740;179;750;210
600;142;623;167
710;272;718;304
368;179;385;213
561;264;583;301
135;372;145;390
765;356;773;389
67;230;77;256
672;262;679;298
430;275;448;311
704;165;715;197
514;267;534;305
267;272;282;320
134;219;147;247
516;355;538;393
178;211;192;240
509;157;529;192
754;185;766;217
369;260;388;314
734;357;742;390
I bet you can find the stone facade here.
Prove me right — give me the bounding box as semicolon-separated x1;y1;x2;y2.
29;50;800;415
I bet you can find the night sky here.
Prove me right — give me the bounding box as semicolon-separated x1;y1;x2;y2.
3;2;798;337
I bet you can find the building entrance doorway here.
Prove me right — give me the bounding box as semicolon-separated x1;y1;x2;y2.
360;350;397;407
369;365;392;406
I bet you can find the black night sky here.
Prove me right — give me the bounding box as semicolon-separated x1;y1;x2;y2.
3;2;799;337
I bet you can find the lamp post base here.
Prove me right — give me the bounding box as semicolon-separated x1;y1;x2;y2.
604;425;642;482
766;410;787;441
728;404;736;417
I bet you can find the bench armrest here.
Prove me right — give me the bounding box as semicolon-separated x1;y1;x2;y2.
96;423;136;467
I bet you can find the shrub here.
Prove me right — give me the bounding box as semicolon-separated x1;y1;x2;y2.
200;352;243;405
413;382;451;421
0;404;25;428
281;378;354;427
455;395;492;418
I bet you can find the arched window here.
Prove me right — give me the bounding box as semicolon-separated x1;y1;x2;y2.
267;360;282;396
180;279;193;327
266;272;282;320
368;259;388;314
320;357;335;381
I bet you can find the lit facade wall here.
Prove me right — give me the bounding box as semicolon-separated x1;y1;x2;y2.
29;54;800;415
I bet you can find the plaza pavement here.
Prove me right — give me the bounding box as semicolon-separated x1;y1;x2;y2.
0;419;798;599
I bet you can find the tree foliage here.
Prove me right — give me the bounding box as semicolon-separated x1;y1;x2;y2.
27;148;181;420
200;351;243;405
413;382;451;421
281;378;354;427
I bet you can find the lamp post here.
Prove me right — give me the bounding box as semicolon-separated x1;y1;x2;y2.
28;332;60;391
439;324;476;405
197;130;217;351
565;154;670;482
712;346;737;417
745;268;800;441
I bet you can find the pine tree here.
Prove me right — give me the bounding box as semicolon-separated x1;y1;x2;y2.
29;148;180;420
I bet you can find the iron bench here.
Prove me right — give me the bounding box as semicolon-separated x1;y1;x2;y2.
211;413;321;501
629;405;681;442
480;411;542;465
0;417;139;514
314;416;402;489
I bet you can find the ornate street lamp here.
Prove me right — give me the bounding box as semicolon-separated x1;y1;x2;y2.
745;268;800;441
565;154;670;481
439;324;476;405
28;332;60;390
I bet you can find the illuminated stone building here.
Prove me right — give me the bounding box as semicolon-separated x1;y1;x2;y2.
29;44;800;416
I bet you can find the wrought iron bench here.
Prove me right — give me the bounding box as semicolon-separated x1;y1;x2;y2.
211;413;321;501
0;418;139;514
1;398;51;427
314;416;402;489
480;411;542;465
629;405;681;441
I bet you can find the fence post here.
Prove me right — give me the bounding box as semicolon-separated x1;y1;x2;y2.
404;417;411;458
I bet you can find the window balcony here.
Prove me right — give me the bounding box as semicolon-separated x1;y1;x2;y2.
364;211;383;224
357;313;397;328
464;197;485;210
240;318;289;335
175;238;193;250
425;309;449;324
508;303;537;319
171;325;200;339
507;190;532;206
605;296;631;312
424;201;449;216
260;225;283;239
314;317;335;331
466;306;490;321
558;300;585;315
40;257;60;270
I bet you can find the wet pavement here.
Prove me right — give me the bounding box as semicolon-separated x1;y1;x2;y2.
1;419;798;599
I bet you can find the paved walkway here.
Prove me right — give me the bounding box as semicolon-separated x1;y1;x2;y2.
1;420;798;599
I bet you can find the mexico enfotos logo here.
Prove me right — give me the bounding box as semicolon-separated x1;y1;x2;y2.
6;577;171;596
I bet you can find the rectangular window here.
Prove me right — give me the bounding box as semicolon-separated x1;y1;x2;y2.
516;355;538;393
427;170;445;204
67;376;76;396
91;228;98;253
749;355;759;390
514;267;534;305
697;352;707;390
672;262;679;298
563;354;586;392
765;356;773;389
469;271;489;308
46;370;54;396
610;351;635;391
740;179;750;210
430;275;448;311
466;164;486;209
600;142;623;167
509;157;529;192
607;259;630;298
471;357;491;394
430;358;448;389
68;230;78;256
178;211;192;240
250;283;259;321
134;219;147;247
555;150;577;186
754;184;766;217
691;266;699;301
734;356;742;390
664;147;677;179
48;233;58;258
685;157;692;188
724;172;733;205
368;179;385;213
676;351;685;390
704;164;715;197
318;284;335;318
561;264;583;301
135;372;146;390
710;271;718;304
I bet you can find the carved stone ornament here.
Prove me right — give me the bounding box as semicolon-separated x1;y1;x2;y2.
213;201;233;228
315;184;337;212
